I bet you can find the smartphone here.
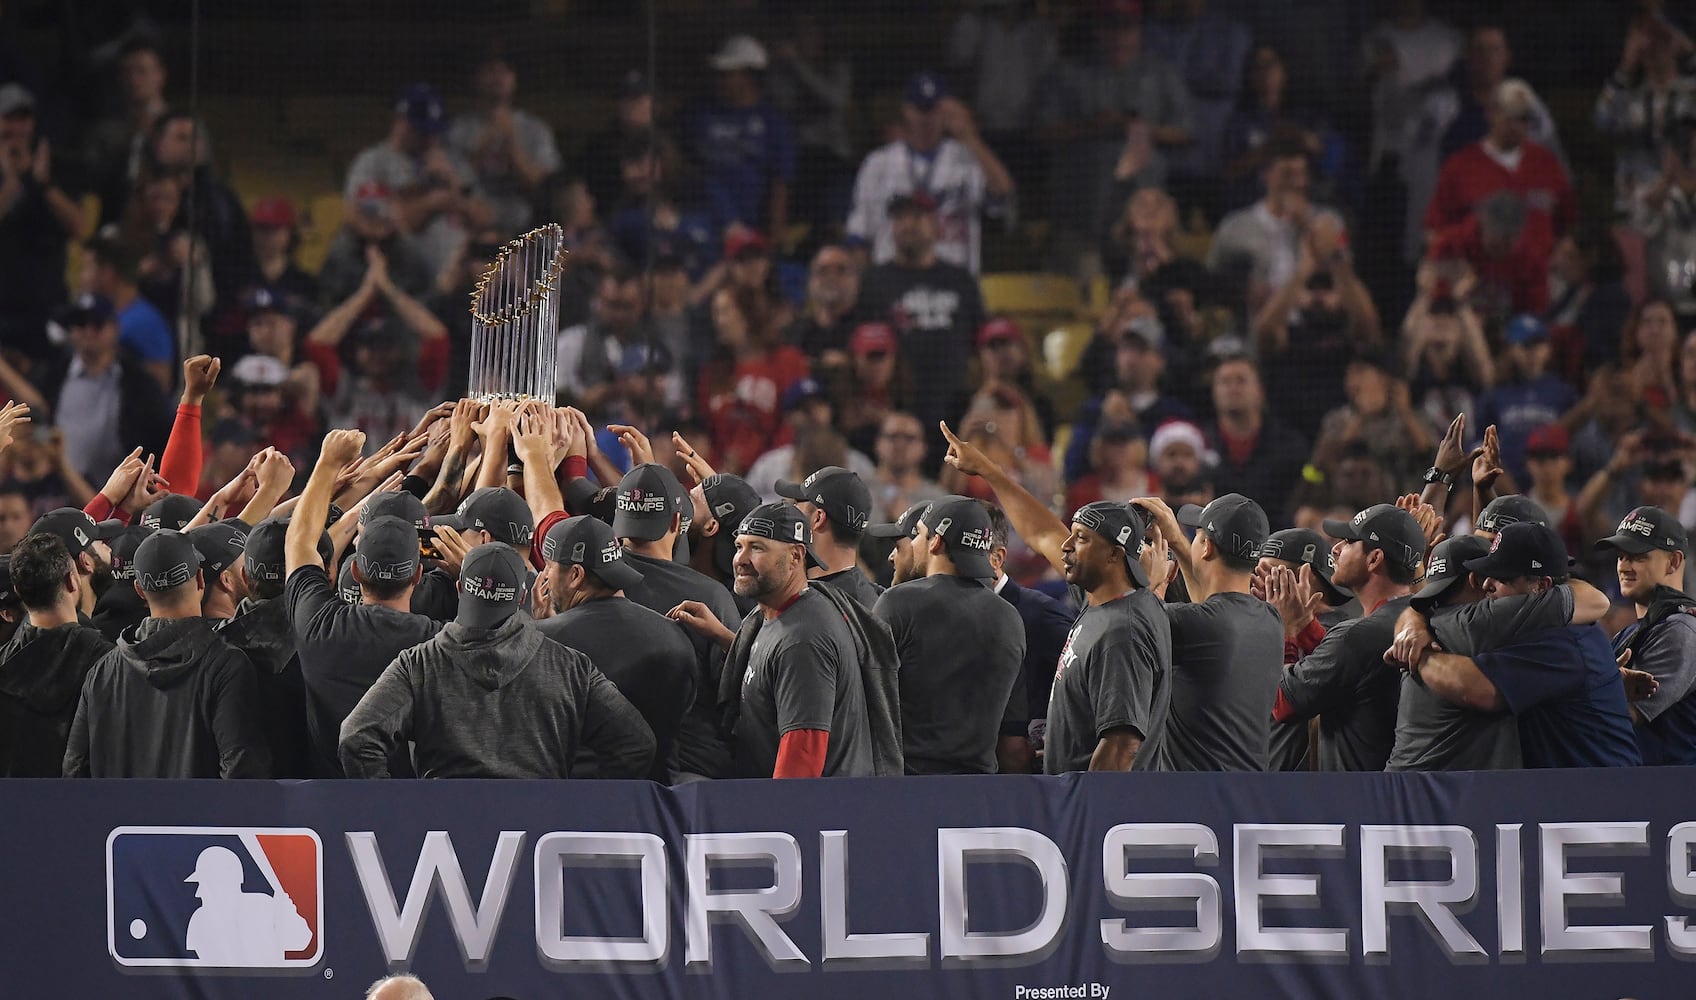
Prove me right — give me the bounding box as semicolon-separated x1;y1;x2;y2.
419;529;442;561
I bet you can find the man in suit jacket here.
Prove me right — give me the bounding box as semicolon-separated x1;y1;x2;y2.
983;503;1075;773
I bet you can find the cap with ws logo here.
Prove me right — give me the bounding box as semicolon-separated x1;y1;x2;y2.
1475;493;1551;536
187;520;250;577
1176;493;1269;562
141;494;203;532
542;515;645;590
1463;521;1573;582
1257;527;1353;602
736;502;824;569
775;466;872;535
1322;503;1427;575
701;473;762;578
434;486;535;547
457;542;528;629
132;530;205;593
361;490;430;531
354;516;421;584
920;496;996;579
1410;534;1491;611
867;501;932;540
612;463;688;542
30;506;124;555
1595;506;1688;556
1070;500;1150;588
243;517;333;584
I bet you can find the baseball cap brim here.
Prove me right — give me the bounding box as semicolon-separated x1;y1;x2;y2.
1409;572;1463;611
611;509;673;542
1593;533;1657;556
866;521;915;539
1175;504;1207;528
1321;518;1363;543
91;518;124;541
590;554;645;591
773;479;809;502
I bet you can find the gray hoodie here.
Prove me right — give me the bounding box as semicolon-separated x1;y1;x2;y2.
64;617;270;778
338;616;655;779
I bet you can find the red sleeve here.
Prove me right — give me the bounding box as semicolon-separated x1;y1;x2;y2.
531;508;570;569
1271;687;1298;724
158;403;202;499
1294;618;1327;656
83;494;129;525
1423;156;1461;233
417;336;449;396
303;341;343;397
773;728;829;778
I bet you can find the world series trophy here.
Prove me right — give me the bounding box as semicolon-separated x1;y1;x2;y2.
467;223;569;401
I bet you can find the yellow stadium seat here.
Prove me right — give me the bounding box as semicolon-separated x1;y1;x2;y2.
64;194;101;290
1041;322;1094;381
296;193;345;276
981;272;1083;318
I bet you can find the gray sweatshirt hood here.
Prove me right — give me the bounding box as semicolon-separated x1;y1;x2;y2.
439;616;543;692
117;617;219;689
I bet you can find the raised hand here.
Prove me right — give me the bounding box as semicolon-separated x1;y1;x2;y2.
940;420;1000;480
320;428;367;469
607;423;654;466
99;446;147;506
1130;495;1183;545
1617;648;1660;702
512;408;553;468
0;399;30;454
1266;565;1324;638
674;431;717;483
182;355;221;405
431;523;473;577
1472;424;1504;490
409;400;457;441
1432;413;1478;478
1138;530;1173;599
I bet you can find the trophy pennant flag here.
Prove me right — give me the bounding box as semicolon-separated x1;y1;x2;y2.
468;223;568;401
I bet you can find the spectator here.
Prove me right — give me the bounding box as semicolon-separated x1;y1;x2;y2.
1599;506;1696;764
1547;227;1632;380
686;35;796;237
784;243;861;366
577;69;658;213
1311;350;1435;489
1475;315;1579;488
0;84;81;360
16;293;170;486
318;182;436;307
0;430;95;515
532;516;693;783
1251;225;1382;439
606;134;717;290
1222;47;1336;213
945;0;1059;191
196;419;259;503
845;71;1014;275
1677;329;1696;434
142;112;254;314
858;193;986;465
0;533;115;776
1211;139;1346;314
1401;274;1494;430
244;197;318;315
0;487;29;550
344;84;492;282
1145;0;1252;207
1630;125;1696;327
85;37;170;226
968;318;1054;437
82;233;175;392
697;285;809;475
235;289;321;455
938;386;1055;511
1621;297;1681;416
746;378;875;503
1065;420;1153;510
835;322;916;456
1206;354;1308;527
1426;190;1549;321
64;529;269;779
556;267;648;415
1423;79;1575;258
122;169;213;344
1402;25;1563;264
446;49;562;235
766;10;856;238
1103;187;1211;323
1596;9;1696;215
1148;419;1214;510
868;410;946;525
1521;424;1597;558
1036;0;1193;261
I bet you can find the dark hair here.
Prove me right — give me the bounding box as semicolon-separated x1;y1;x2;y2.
117;36;165;64
1203;530;1260;574
1384;557;1419;587
981;502;1009;550
1571;224;1624;285
1261;134;1310;169
86;234;142;285
356;566;414;602
248;574;285;602
1621;296;1678;366
10;533;74;611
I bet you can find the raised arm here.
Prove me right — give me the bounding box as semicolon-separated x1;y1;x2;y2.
513;407;565;527
286;428;366;576
940;420;1069;576
160;355;219;495
424;398;479;515
236;449;295;526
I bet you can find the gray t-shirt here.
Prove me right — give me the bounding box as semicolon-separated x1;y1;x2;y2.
344;141;475;279
621;551;741;779
815;566;886;613
874;575;1026;775
733;588;874;778
1159;592;1284;772
1276;596;1411;772
1389;589;1574;772
1045;587;1173;774
445;108;562;233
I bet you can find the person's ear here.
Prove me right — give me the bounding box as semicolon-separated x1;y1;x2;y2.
239;565;254;593
1364;547;1385;575
701;517;720;539
412;562;423;584
809;506;828;533
1674;550;1687;575
566;564;587;592
76;551;95;577
1199;534;1218;564
64;569;80;596
928;533;947;557
351;561;367;587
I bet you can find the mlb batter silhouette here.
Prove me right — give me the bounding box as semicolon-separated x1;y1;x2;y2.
183;846;312;965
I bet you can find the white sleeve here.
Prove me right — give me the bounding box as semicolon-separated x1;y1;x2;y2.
845;150;882;242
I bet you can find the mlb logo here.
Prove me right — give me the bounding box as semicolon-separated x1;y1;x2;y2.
106;826;323;970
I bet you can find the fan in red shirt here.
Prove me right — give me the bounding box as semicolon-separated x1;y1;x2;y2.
698;285;810;474
1424;78;1574;258
1427;190;1550;318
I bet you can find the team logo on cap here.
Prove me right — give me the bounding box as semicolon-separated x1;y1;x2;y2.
600;542;624;565
464;576;517;602
961;527;993;551
74;526;90;547
1429;556;1448;576
138;563;195;591
1621;513;1654;537
618;488;669;514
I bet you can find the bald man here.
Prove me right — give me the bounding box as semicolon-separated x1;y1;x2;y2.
366;974;432;1000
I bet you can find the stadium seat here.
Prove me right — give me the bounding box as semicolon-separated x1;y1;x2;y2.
981;273;1083;318
297;193;345;276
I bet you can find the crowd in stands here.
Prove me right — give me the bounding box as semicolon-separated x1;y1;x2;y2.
0;1;1695;782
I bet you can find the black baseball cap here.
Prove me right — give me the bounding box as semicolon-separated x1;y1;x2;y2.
30;507;124;555
920;496;996;579
141;494;203;532
1071;500;1151;588
775;466;873;535
613;464;687;542
457;542;528;628
243;517;334;584
1175;492;1269;562
867;501;932;540
1464;521;1572;582
107;525;152;582
355;516;421;583
188;519;249;577
1475;494;1551;536
132;530;204;593
362;490;430;531
435;487;535;547
1411;534;1491;610
542;515;645;590
736;502;823;569
1595;506;1690;556
1322;504;1427;576
336;558;360;605
1258;527;1353;603
701;473;762;578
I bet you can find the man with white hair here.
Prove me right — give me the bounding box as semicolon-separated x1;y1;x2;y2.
366;974;433;1000
1423;78;1574;255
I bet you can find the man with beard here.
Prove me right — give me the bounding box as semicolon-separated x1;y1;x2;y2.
29;507;123;619
533;515;694;783
785;244;863;364
939;422;1172;773
673;503;875;778
873;497;1026;774
64;530;269;778
1598;507;1696;764
1148;421;1215;511
90;526;151;641
687;472;764;615
776;465;884;609
0;534;114;775
867;501;931;586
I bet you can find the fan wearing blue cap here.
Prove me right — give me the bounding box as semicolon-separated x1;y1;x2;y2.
1473;312;1579;485
938;421;1172;775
